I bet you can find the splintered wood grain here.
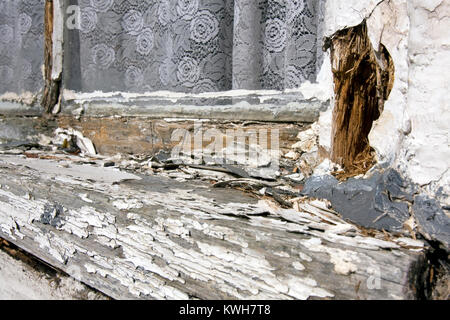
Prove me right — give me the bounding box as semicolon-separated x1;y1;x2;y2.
330;22;394;175
43;0;53;84
41;0;61;113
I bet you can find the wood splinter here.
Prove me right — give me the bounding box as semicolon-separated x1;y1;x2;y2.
330;21;395;178
42;0;61;114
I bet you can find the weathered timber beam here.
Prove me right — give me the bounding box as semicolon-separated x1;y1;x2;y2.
0;154;426;299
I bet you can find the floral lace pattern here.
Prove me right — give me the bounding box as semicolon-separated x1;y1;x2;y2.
74;0;323;93
0;0;45;95
0;0;323;95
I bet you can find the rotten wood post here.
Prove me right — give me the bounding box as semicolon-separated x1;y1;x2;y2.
330;21;394;176
41;0;61;114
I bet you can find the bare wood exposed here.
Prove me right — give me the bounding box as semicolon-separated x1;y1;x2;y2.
41;0;61;114
0;153;426;300
330;21;394;175
57;116;304;156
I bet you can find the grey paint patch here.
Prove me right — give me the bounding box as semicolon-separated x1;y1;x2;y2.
303;169;415;232
302;175;339;199
413;196;450;248
41;203;64;228
304;168;450;249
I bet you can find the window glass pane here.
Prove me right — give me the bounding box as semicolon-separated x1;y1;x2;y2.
0;0;45;95
66;0;324;94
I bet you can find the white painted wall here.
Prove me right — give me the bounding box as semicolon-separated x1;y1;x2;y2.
318;0;449;204
400;0;450;197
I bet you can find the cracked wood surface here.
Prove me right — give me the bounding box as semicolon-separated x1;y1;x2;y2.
0;153;425;300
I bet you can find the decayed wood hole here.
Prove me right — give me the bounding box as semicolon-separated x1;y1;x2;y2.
330;21;394;178
41;0;61;114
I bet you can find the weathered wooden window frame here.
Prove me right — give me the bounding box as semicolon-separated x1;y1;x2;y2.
37;0;329;123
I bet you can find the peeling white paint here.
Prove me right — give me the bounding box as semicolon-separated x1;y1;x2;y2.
292;261;306;271
55;128;97;156
2;156;141;185
112;198;144;210
63;86;322;104
0;155;424;299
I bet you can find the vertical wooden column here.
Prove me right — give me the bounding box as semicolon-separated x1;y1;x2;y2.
41;0;61;114
330;22;394;175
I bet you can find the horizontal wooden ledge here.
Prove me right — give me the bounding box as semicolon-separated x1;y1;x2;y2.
0;93;329;122
62;99;328;123
0;153;427;300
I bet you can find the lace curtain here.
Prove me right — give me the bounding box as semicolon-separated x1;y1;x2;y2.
67;0;324;93
0;0;45;95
